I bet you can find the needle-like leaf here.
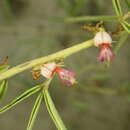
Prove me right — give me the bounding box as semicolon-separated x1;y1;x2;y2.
112;0;123;16
43;89;67;130
0;85;41;113
112;0;130;33
0;80;8;100
122;21;130;33
27;92;43;130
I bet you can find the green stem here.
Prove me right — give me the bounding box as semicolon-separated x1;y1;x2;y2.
65;15;118;23
0;40;94;81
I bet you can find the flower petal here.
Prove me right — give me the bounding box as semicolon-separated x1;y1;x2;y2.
56;68;76;86
98;46;114;63
94;31;112;47
41;62;57;78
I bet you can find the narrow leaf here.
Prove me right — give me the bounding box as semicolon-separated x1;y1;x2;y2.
43;89;67;130
0;85;41;113
121;21;130;33
0;80;8;100
112;0;123;16
27;93;43;130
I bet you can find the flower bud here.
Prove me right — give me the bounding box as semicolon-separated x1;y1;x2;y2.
94;31;112;47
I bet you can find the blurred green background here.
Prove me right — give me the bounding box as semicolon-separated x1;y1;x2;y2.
0;0;130;130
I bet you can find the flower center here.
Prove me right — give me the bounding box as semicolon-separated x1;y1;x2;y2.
102;43;110;48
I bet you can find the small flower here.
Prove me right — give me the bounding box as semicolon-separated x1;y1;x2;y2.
98;44;114;63
41;62;57;78
40;62;76;86
93;29;115;63
94;31;112;47
55;67;76;86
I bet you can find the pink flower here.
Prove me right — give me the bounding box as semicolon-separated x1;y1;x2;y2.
41;62;76;86
93;30;115;63
55;67;76;86
98;44;114;63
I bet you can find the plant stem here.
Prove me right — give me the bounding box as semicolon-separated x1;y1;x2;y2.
0;40;94;81
65;16;118;23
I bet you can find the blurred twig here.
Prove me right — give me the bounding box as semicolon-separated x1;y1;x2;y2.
114;32;129;54
56;0;72;15
76;85;130;96
65;16;118;23
3;0;14;23
125;0;130;9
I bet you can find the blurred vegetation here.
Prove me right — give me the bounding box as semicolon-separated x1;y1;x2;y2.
0;0;130;130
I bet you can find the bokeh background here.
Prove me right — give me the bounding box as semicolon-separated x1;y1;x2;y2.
0;0;130;130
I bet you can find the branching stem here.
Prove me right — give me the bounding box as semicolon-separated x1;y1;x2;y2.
0;40;94;81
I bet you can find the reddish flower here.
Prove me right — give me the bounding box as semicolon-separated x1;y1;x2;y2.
55;67;76;86
93;30;115;63
41;62;76;86
98;44;114;63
